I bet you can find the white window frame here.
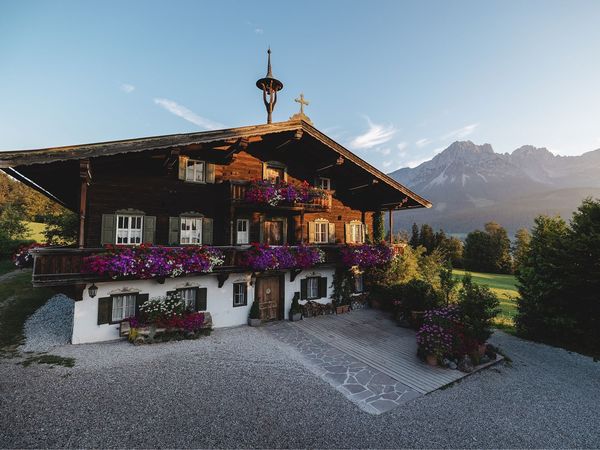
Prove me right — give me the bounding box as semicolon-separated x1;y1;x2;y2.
349;221;365;244
314;220;329;244
236;219;250;245
307;277;320;300
317;177;331;190
116;214;143;245
185;159;206;183
180;217;203;245
111;294;136;322
233;282;247;307
178;288;197;311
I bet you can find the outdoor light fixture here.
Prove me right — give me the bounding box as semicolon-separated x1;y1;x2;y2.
88;283;98;298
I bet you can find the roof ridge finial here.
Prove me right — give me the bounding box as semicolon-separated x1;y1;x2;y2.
266;47;273;77
256;48;283;124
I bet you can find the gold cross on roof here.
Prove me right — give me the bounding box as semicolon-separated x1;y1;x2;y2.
295;93;309;114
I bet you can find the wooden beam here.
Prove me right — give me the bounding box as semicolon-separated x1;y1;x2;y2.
316;156;345;172
217;273;230;288
348;179;379;191
78;160;91;248
388;209;393;245
223;137;250;159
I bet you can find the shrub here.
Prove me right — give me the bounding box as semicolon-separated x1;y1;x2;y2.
10;241;40;267
457;274;500;344
290;292;301;315
331;268;354;307
248;300;260;320
400;279;442;313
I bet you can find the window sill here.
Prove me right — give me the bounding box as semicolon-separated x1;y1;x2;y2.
233;303;248;308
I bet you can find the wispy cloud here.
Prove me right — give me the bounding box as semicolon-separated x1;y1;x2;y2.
254;28;264;34
246;20;264;34
154;98;224;130
349;117;396;150
415;138;432;148
397;141;407;151
440;123;479;141
120;83;135;93
404;156;430;168
377;147;391;156
382;160;393;168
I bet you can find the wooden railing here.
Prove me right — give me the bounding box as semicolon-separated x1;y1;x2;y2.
30;244;342;287
228;180;332;211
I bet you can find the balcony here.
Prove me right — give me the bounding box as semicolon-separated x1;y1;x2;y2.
228;180;332;212
30;244;343;287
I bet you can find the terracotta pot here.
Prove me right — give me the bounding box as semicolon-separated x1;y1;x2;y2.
336;305;350;314
426;354;438;366
478;343;487;357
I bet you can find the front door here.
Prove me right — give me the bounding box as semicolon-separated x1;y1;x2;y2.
256;276;282;321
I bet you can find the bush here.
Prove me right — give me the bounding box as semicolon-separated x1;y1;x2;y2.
457;274;500;344
248;300;260;319
400;279;442;313
290;292;301;315
331;268;354;306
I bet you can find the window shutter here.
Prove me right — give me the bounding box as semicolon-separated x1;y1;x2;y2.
361;223;366;243
259;217;265;243
97;296;112;325
328;223;336;244
135;293;149;317
205;163;215;183
202;218;213;245
242;283;248;305
319;277;328;299
168;217;180;245
344;223;351;243
300;278;308;300
100;214;116;245
143;216;156;244
178;156;188;180
282;218;288;244
196;287;207;311
308;221;315;243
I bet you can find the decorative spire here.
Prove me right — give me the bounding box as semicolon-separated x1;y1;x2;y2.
290;92;313;125
256;48;283;124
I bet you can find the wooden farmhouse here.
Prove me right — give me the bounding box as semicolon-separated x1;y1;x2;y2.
0;54;431;344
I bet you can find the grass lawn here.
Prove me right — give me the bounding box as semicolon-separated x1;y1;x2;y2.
453;268;519;332
24;221;46;241
0;270;55;356
0;259;16;276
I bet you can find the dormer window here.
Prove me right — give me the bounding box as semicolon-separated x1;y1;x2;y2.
185;159;205;183
263;162;286;183
317;177;331;191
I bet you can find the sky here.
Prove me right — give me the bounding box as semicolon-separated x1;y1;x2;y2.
1;0;599;171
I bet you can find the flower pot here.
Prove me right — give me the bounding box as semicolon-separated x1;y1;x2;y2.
290;312;302;322
426;354;438;366
478;343;487;357
336;305;350;314
410;310;425;329
248;318;261;327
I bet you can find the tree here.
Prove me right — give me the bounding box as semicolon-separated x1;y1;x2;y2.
42;210;79;245
458;274;500;344
463;222;512;274
439;261;458;305
439;236;463;268
409;223;420;248
419;224;435;254
372;210;385;243
0;203;28;255
512;228;531;273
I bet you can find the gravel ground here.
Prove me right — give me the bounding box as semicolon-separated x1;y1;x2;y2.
0;326;599;448
19;295;74;353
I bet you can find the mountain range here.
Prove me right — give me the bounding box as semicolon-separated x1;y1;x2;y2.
388;141;600;234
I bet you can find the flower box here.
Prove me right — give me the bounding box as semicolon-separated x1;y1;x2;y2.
340;243;395;269
244;180;326;207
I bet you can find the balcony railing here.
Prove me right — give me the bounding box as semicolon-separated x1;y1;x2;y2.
228;180;332;211
30;244;343;287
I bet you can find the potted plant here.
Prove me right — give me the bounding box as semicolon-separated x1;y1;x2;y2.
331;269;353;314
289;292;302;322
248;300;261;327
400;279;442;329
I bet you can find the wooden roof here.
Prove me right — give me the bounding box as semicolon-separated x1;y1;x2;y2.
0;120;431;210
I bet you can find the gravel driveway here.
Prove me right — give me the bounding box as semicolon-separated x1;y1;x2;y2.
0;326;598;448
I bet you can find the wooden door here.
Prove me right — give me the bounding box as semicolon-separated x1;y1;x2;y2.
264;220;283;245
256;276;281;321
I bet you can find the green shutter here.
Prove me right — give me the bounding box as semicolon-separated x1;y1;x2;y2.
143;216;156;244
206;163;215;183
202;218;213;245
97;296;112;325
178;156;188;180
345;223;351;243
135;293;149;317
169;217;180;245
100;214;116;245
308;221;315;243
196;287;207;311
300;278;308;300
319;277;328;299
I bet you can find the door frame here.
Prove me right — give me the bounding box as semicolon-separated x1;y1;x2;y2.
254;273;285;321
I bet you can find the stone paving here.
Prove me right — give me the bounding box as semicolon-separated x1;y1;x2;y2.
267;321;421;414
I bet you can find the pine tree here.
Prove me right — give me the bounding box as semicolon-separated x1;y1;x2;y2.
409;223;420;248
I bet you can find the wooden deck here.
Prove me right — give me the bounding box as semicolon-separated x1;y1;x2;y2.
294;309;468;394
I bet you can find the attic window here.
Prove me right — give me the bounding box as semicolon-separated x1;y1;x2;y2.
185;159;205;182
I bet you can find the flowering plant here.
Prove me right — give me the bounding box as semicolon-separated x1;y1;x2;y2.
340;243;394;269
82;244;224;280
13;242;47;269
139;292;185;322
243;243;325;271
416;306;460;359
245;180;326;207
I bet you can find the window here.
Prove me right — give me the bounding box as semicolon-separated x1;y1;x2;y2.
185;159;205;182
111;294;136;322
116;215;143;245
315;221;329;244
354;274;364;293
264;220;284;245
307;277;320;299
180;217;202;245
179;288;197;311
265;165;285;183
233;282;247;307
317;177;331;190
236;219;249;244
349;222;365;244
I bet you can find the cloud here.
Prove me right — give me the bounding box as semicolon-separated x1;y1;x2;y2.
440;123;479;141
415;138;432;148
120;83;135;93
404;156;430;168
154;98;224;130
377;147;391;156
349;117;396;149
254;28;264;34
382;161;393;168
397;142;407;151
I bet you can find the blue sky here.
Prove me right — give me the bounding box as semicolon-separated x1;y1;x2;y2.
1;0;599;171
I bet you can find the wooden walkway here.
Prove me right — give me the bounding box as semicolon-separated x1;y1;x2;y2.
293;309;465;394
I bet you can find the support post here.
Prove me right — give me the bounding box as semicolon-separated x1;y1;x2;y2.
300;212;305;244
388;209;394;245
78;160;91;249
